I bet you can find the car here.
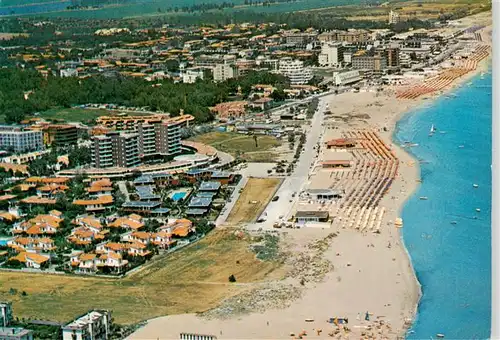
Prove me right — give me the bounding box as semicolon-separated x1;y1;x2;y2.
257;218;266;223
272;196;279;202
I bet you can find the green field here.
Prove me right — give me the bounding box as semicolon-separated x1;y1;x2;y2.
0;229;284;324
36;107;110;122
189;131;281;162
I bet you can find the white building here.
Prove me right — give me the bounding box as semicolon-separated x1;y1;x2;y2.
213;63;237;82
62;310;112;340
333;70;362;86
182;68;204;84
343;51;353;64
388;10;400;24
318;42;344;68
0;327;33;340
0;126;44;153
60;68;78;77
0;302;13;327
278;58;313;85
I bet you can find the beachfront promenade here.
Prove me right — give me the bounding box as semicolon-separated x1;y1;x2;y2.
247;94;330;230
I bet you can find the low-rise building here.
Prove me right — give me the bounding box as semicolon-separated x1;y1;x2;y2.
73;195;114;213
107;214;144;231
62;310;112;340
295;210;330;224
9;252;50;269
0;327;33;340
333;70;362;86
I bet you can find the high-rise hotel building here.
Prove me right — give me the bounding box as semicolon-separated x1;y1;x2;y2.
91;114;192;168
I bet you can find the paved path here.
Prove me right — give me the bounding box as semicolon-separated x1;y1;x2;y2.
246;95;333;230
117;181;131;202
215;175;249;226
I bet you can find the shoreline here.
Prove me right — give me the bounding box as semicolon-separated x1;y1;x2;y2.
127;22;491;340
387;24;492;336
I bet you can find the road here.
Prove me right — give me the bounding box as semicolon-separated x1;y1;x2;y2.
247;94;332;230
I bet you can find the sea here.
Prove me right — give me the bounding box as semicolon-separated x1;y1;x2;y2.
394;68;492;339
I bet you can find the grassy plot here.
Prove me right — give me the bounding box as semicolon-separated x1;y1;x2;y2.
0;229;283;324
226;177;282;225
37;107;110;122
189;132;281;162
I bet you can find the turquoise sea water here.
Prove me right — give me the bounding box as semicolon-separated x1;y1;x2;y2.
394;70;492;339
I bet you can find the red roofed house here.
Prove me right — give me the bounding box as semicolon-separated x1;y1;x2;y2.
9;252;50;269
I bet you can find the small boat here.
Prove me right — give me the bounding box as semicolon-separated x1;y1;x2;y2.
429;124;436;136
473;184;479;188
476;208;481;212
458;145;465;148
436;334;445;339
419;196;428;200
450;221;457;225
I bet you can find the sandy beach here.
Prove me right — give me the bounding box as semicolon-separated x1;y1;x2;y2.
128;16;491;340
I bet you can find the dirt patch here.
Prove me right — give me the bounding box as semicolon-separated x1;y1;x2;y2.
226;177;282;225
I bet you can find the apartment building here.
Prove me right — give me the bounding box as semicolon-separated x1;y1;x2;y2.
318;42;345;68
91;132;140;168
0;126;43;153
182;68;204;84
318;29;369;43
278;58;313;85
385;46;400;68
92;118;183;168
352;54;388;72
62;310;112;340
213;63;237;82
284;32;317;46
154;120;182;157
30;124;78;147
388;10;400;24
95;114;193;130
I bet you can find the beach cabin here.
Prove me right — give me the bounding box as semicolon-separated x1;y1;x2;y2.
325;138;356;149
295;210;330;224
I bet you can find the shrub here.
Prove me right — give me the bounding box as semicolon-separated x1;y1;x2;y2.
228;274;236;282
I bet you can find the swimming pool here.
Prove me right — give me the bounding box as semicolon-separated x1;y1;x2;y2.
171;192;187;201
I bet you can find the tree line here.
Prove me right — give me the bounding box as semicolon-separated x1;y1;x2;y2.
0;67;289;124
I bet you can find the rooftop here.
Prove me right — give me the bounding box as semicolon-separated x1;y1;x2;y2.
63;310;109;331
0;327;33;337
199;181;221;191
295;210;330;218
188;196;212;208
122;201;161;209
186;208;208;215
